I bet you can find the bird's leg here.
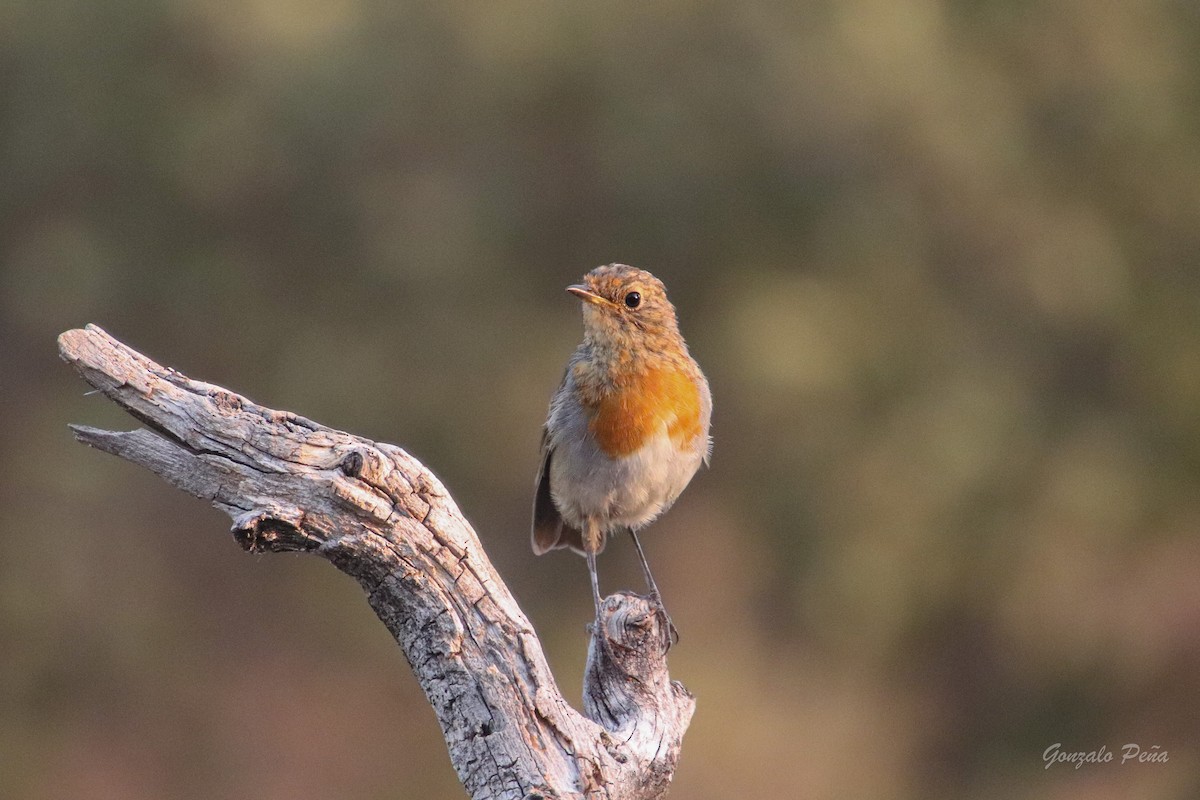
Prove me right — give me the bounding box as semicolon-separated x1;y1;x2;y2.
628;528;679;647
584;520;603;616
585;549;602;616
628;527;664;600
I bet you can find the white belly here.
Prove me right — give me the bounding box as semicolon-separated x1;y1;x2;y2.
549;424;706;533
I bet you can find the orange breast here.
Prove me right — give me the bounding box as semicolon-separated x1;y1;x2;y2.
587;366;703;457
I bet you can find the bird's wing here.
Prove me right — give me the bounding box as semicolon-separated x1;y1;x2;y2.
531;429;586;555
532;429;566;554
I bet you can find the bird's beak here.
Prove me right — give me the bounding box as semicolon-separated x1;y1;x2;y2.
566;285;612;307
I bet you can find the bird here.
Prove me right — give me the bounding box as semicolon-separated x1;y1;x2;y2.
532;264;712;643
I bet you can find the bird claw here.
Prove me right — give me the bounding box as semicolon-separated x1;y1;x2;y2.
648;592;679;649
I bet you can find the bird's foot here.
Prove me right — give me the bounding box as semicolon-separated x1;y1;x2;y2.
649;591;679;649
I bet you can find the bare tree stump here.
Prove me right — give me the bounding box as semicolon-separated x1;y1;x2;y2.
58;324;694;800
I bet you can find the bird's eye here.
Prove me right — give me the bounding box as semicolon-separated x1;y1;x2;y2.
624;291;641;309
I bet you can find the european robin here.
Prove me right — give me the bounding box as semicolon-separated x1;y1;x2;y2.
532;264;712;641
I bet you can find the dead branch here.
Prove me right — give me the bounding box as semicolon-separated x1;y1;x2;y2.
58;324;694;800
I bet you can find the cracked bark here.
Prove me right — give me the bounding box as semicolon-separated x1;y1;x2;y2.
58;324;694;800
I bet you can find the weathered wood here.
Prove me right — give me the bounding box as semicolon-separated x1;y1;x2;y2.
58;324;694;800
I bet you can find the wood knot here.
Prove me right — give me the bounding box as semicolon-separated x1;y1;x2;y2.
231;508;317;553
340;450;365;477
600;593;671;655
207;388;244;413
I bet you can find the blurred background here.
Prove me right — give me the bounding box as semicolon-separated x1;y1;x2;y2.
3;1;1200;798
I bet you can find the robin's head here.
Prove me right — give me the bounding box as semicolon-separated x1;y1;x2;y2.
567;264;682;347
